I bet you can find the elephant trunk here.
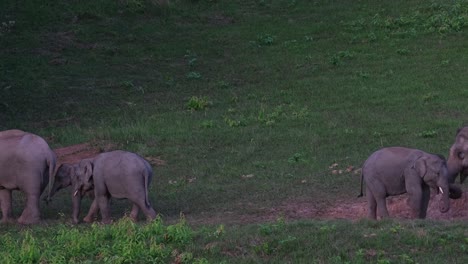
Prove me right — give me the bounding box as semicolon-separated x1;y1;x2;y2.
72;191;82;224
438;185;450;213
446;157;461;184
46;152;57;202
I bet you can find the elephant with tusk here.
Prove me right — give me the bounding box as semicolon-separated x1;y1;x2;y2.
359;147;462;219
49;150;157;224
447;126;468;188
0;129;57;224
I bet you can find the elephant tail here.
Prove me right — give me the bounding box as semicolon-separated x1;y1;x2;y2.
358;169;364;198
143;163;153;208
46;151;57;202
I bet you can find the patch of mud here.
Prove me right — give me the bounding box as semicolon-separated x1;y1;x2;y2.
54;143;101;164
184;192;468;226
54;143;166;166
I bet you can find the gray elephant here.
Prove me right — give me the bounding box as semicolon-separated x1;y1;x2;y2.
359;147;460;219
0;129;57;224
447;126;468;186
50;150;157;224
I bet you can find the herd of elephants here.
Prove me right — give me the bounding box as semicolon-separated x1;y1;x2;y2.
1;128;468;225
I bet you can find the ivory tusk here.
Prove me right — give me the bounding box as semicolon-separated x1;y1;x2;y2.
74;190;79;197
439;187;444;194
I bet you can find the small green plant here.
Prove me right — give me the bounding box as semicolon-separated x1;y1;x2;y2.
200;120;215;128
257;34;275;46
224;117;245;127
288;152;305;163
257;105;284;125
187;96;210;110
330;50;354;65
389;224;403;233
399;254;416;264
217;80;231;89
422;92;438;102
368;32;378;42
186;71;202;79
356;71;370;79
417;129;438;138
291;107;310;119
396;48;410;55
0;20;15;36
188;57;197;67
213;224;225;238
165;215;193;244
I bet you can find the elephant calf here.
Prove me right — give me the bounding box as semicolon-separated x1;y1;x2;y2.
50;150;157;224
359;147;461;219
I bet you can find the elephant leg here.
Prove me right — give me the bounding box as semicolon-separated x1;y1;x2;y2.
130;204;139;222
375;196;389;219
418;185;430;219
369;184;389;219
129;197;157;222
140;204;157;221
406;188;423;219
0;189;14;224
97;195;112;224
366;186;377;219
83;199;99;223
18;192;41;225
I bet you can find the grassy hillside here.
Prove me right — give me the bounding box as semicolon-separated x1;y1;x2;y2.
1;0;468;263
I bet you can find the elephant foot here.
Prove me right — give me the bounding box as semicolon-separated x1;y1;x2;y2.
83;216;95;223
18;214;40;225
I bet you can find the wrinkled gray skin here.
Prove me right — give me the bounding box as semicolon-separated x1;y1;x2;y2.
0;130;57;224
447;127;468;189
50;150;157;224
359;147;457;219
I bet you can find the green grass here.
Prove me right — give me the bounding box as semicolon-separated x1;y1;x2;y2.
1;0;468;262
1;218;467;263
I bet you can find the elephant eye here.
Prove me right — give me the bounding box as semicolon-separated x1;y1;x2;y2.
458;152;465;159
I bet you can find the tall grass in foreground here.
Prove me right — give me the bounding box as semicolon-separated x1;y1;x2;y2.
1;218;467;263
0;217;207;264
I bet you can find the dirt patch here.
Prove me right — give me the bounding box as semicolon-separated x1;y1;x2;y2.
184;192;468;226
54;143;166;166
54;143;101;164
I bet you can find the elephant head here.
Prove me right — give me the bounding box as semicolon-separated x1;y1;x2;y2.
47;159;96;224
414;155;451;213
48;163;75;199
74;159;94;197
447;127;468;185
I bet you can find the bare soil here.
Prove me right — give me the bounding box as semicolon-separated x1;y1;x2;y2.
54;143;468;225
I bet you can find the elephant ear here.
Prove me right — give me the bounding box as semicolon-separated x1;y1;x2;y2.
413;157;427;179
80;159;94;185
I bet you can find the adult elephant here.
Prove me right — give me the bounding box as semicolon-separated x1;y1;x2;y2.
447;126;468;185
0;129;57;224
359;147;460;219
49;150;157;224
